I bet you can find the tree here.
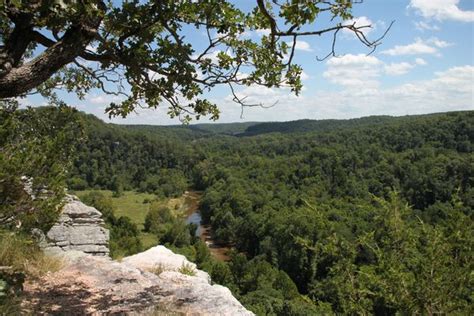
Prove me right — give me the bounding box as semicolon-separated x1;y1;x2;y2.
0;102;83;231
0;0;391;122
144;204;174;234
81;191;116;224
110;175;124;197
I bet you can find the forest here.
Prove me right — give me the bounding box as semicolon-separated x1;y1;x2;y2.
1;105;473;315
67;109;473;314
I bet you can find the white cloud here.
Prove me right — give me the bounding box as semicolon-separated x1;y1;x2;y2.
319;65;474;118
415;58;427;65
37;64;471;125
295;40;313;52
381;37;451;56
217;65;473;122
381;39;436;55
227;85;300;107
192;50;233;64
89;95;109;105
414;21;440;31
323;54;382;89
147;70;165;80
217;85;304;121
287;40;313;52
325;54;428;85
427;37;453;48
300;71;310;81
384;58;428;75
384;62;415;75
85;43;97;53
87;94;123;105
255;29;271;36
385;66;474;107
431;65;474;92
409;0;474;22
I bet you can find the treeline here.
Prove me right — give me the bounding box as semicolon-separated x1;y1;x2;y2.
68;114;201;197
69;110;473;314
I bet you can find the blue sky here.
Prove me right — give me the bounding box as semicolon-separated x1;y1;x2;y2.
26;0;474;125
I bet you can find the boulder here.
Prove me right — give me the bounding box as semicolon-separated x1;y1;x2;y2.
44;195;109;256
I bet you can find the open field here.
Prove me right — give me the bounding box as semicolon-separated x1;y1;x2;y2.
72;190;196;250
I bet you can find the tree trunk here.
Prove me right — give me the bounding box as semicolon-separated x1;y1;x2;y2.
0;19;102;98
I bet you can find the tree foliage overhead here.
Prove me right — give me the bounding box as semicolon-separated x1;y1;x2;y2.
0;0;390;122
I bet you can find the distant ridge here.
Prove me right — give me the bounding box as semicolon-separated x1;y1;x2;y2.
188;121;259;135
77;110;473;138
239;111;473;136
240;116;392;136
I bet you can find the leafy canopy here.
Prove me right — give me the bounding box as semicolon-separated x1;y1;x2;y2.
0;0;390;122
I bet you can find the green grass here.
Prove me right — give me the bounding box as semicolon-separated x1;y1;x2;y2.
178;262;196;276
0;231;65;314
74;190;154;229
73;190;191;250
140;232;159;250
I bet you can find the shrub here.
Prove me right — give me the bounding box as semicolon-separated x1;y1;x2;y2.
178;263;196;276
161;220;192;248
0;104;83;232
81;191;116;224
144;204;174;234
67;177;88;190
81;193;142;258
147;263;168;276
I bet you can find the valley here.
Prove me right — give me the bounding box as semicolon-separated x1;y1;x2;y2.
65;110;473;314
2;108;473;315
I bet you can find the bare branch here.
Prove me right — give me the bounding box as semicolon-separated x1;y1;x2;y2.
256;0;278;48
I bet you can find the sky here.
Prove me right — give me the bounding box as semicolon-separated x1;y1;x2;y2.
25;0;474;125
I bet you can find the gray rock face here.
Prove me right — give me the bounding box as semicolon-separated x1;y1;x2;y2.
26;248;254;315
45;195;109;256
123;245;211;282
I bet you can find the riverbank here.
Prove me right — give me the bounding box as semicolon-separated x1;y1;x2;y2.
73;189;232;261
183;191;231;261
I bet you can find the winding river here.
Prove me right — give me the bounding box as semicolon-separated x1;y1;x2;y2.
183;191;231;261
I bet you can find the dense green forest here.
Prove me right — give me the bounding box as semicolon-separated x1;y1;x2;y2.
65;110;474;315
2;105;473;314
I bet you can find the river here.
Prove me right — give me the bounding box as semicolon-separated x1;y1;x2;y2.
183;191;231;261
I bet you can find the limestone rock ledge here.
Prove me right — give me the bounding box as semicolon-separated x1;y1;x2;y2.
44;195;110;256
123;245;211;282
24;248;253;315
28;196;252;314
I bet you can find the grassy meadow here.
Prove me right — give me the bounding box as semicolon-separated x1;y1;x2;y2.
73;190;193;250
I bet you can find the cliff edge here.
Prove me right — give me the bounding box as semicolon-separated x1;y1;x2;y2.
25;196;253;315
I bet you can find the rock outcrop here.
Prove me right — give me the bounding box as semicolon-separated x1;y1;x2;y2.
123;245;211;282
44;195;109;256
24;248;253;315
28;196;253;315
